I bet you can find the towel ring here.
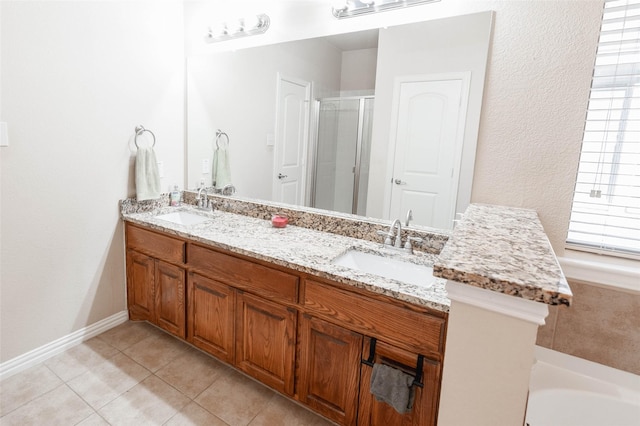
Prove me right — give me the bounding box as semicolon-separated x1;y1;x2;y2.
134;125;156;149
215;129;229;149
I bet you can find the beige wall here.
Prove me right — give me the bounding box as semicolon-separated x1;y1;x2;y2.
471;1;603;255
0;1;184;362
340;48;378;92
537;280;640;375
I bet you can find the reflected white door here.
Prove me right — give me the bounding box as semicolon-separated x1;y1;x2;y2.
388;74;469;229
273;74;311;205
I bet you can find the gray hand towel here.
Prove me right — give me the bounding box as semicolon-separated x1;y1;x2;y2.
370;363;415;414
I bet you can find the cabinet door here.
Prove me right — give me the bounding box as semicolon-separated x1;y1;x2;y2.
358;339;441;426
126;250;154;321
187;272;235;363
298;315;362;426
155;260;186;338
235;291;296;395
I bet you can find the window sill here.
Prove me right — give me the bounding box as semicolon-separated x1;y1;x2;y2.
558;250;640;294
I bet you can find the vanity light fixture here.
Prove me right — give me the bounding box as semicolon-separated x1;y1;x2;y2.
332;0;440;19
205;13;270;43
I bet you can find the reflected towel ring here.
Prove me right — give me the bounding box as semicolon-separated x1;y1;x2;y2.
134;125;156;149
215;129;229;149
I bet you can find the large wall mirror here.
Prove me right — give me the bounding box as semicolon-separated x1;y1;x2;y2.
187;11;493;230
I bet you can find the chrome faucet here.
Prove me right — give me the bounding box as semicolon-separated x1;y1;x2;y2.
377;218;422;254
405;209;413;227
196;186;215;211
390;219;403;248
377;219;403;249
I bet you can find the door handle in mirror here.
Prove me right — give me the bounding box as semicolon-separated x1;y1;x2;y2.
278;173;288;180
394;179;407;185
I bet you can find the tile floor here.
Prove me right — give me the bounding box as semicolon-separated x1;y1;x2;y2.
0;321;334;425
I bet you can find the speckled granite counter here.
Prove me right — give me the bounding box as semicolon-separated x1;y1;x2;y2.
433;204;572;306
121;204;451;312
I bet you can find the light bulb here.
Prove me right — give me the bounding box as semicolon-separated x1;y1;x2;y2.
226;19;243;35
243;15;260;31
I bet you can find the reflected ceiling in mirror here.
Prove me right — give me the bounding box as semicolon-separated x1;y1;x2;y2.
187;11;493;230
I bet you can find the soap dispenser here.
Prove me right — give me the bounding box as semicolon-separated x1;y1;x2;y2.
170;185;181;206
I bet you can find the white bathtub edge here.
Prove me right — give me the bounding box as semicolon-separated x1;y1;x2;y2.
533;346;640;394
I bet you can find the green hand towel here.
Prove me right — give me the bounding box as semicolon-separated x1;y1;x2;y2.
212;147;232;189
135;147;161;201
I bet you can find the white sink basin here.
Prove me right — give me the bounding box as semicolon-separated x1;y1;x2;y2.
155;211;211;226
332;249;434;287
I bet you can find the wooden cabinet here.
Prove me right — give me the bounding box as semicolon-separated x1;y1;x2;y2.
358;339;441;426
235;291;297;395
298;315;363;426
187;272;235;363
187;243;299;395
302;278;445;426
155;260;186;337
124;223;447;426
126;249;154;322
126;224;186;338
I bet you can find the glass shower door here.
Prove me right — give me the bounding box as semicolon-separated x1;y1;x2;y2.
313;97;374;215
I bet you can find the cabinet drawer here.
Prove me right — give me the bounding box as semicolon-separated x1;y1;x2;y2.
126;224;185;264
304;280;444;356
188;244;299;303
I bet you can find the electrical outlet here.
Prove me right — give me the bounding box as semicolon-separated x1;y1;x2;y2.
202;159;210;173
157;161;164;178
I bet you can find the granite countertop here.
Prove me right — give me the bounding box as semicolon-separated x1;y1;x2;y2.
433;204;572;306
122;205;451;312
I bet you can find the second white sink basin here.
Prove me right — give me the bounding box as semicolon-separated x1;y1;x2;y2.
332;249;434;288
155;211;211;226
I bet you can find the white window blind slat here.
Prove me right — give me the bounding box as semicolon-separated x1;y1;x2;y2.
567;0;640;258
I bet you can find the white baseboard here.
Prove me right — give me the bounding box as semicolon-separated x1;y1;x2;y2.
0;310;129;381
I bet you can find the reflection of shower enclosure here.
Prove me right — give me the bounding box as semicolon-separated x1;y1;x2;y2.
311;96;374;215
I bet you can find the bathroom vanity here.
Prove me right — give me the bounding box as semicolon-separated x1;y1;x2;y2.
122;195;449;425
120;194;570;426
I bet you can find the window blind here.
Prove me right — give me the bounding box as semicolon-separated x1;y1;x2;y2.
567;0;640;257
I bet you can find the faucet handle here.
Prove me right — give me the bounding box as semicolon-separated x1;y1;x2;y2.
376;230;393;246
403;236;423;252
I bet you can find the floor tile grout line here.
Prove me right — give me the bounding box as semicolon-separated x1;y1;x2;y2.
2;321;332;425
0;363;64;419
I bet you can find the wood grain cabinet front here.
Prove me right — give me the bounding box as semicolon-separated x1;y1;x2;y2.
154;260;186;338
124;224;447;426
187;272;235;363
358;339;441;426
235;291;297;396
298;315;363;426
125;250;186;338
126;249;155;322
125;224;186;339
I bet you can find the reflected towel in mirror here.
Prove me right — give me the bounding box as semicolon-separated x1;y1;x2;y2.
135;147;161;201
212;146;232;188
